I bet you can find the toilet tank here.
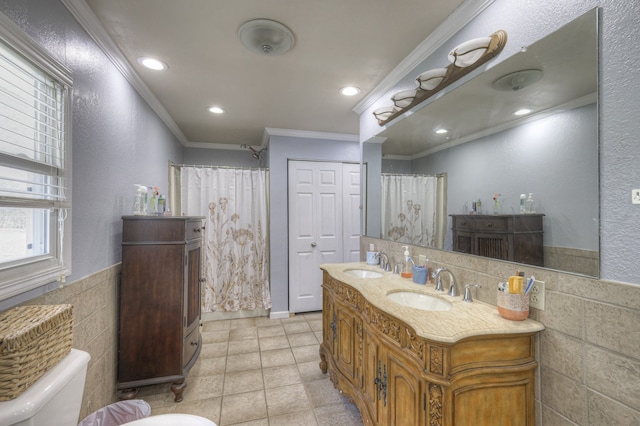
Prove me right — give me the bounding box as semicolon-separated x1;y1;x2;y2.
0;349;91;426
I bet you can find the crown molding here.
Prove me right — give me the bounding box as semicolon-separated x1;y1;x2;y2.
60;0;189;145
353;0;495;115
264;128;359;142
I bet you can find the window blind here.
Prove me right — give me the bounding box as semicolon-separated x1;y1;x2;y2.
0;42;68;208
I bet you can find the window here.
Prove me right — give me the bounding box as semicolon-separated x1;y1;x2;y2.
0;12;72;301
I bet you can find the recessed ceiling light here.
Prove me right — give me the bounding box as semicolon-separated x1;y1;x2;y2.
340;86;361;96
208;106;225;114
514;108;533;116
435;128;448;134
137;57;168;71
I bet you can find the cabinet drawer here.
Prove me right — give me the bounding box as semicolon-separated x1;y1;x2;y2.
452;216;508;232
186;220;204;241
183;327;200;368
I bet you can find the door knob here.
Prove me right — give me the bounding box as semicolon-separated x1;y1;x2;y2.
311;242;317;247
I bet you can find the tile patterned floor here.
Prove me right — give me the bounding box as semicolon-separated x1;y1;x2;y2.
136;312;364;425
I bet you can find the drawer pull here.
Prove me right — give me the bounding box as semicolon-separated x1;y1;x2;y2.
486;223;492;227
191;341;198;347
193;228;202;233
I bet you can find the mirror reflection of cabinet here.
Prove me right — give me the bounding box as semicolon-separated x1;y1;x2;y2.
451;214;544;266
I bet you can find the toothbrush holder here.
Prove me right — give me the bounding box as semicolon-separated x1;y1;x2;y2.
412;266;428;285
497;289;530;321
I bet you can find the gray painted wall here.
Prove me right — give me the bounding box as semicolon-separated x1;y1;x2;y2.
267;135;360;313
413;103;598;251
361;0;640;284
0;0;184;309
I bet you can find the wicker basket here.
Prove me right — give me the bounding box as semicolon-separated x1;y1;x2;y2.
0;304;74;401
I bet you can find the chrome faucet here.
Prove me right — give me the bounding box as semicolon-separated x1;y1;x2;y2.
462;284;482;302
433;267;459;297
374;252;391;272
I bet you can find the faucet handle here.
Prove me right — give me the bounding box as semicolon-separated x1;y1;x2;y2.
393;263;402;275
462;284;482;302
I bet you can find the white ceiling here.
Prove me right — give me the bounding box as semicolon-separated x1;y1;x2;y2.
75;0;467;148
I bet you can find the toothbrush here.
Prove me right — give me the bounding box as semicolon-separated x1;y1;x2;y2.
524;275;535;294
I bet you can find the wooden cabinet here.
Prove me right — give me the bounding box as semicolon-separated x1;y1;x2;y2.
451;214;544;266
118;216;204;402
319;272;538;425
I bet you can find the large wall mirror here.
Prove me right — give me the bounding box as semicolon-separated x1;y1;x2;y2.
363;8;599;277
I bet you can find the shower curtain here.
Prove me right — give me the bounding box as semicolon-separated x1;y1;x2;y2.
381;174;443;248
180;167;271;312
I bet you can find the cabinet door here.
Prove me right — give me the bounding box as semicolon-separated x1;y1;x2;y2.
336;303;357;384
322;289;336;356
384;350;424;426
475;232;509;260
185;241;201;332
362;324;381;424
453;230;473;254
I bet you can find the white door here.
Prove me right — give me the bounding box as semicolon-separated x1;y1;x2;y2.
288;161;360;313
342;163;361;262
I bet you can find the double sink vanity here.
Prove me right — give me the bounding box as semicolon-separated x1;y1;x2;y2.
319;262;544;426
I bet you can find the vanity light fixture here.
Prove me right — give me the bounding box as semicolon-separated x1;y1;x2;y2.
514;108;533;116
208;106;225;114
137;57;168;71
340;86;361;96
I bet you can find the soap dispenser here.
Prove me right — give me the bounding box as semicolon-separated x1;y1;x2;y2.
401;246;413;279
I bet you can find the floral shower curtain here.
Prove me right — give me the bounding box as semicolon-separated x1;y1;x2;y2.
180;167;271;312
381;174;444;248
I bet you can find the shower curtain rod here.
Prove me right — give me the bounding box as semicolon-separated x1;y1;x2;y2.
381;173;444;178
171;162;268;171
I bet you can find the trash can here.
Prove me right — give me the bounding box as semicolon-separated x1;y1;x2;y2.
78;399;151;426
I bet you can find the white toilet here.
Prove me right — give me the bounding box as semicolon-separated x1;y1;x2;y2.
122;414;216;426
0;348;91;426
0;347;215;426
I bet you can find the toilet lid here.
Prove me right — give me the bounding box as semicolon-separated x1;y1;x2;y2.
122;413;217;426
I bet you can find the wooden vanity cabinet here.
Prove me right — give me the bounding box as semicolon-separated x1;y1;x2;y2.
451;214;544;266
118;216;204;402
319;272;537;426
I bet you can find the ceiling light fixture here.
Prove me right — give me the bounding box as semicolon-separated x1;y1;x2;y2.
435;129;448;134
238;19;295;56
492;69;543;91
137;57;168;71
340;86;361;96
208;106;225;114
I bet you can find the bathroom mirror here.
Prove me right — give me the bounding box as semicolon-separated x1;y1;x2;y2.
363;8;599;277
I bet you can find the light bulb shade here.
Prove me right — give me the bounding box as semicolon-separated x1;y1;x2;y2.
238;19;295;56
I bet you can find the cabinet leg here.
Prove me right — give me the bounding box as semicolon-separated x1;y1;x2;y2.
319;348;328;374
171;380;187;402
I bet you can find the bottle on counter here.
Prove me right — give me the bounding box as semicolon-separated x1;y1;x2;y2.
525;193;535;213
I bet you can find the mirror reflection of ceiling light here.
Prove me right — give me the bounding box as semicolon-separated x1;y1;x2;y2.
435;129;448;134
514;108;533;116
492;69;543;91
137;57;168;71
208;106;225;114
340;86;361;96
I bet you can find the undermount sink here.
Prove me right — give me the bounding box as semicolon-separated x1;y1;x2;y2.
386;291;452;311
344;269;383;279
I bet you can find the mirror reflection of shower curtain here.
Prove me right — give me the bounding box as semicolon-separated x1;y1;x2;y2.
180;167;271;312
381;174;446;249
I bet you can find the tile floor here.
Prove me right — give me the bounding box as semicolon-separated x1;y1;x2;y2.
136;312;364;425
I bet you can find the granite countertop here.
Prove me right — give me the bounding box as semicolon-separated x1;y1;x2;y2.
321;262;545;344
